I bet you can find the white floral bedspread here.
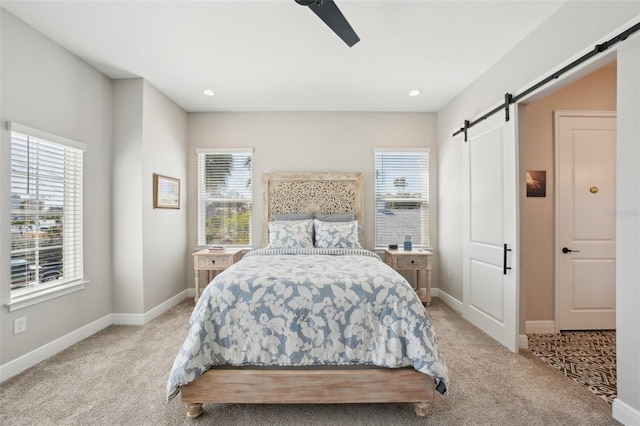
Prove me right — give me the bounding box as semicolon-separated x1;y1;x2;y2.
166;248;449;401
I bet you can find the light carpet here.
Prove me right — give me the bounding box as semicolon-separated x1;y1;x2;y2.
0;298;618;425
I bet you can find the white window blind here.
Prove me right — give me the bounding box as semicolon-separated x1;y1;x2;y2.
197;149;253;247
9;123;84;297
374;149;430;248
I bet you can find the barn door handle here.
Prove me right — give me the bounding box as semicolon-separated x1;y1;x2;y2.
562;247;580;254
503;244;512;275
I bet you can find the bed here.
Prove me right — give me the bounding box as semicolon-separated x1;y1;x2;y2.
166;172;449;419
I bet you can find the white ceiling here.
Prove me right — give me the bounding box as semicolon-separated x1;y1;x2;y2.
2;0;567;112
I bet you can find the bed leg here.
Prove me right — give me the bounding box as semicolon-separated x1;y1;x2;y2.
186;402;204;419
414;401;431;417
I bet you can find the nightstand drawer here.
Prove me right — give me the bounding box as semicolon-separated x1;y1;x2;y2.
384;248;432;306
193;248;243;302
396;255;429;269
197;255;234;270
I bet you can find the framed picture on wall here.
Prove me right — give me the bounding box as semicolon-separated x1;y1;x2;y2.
526;170;546;197
153;173;180;209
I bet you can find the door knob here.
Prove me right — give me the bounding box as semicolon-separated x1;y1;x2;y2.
562;247;580;254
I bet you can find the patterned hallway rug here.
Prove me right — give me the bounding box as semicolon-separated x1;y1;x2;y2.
527;331;616;404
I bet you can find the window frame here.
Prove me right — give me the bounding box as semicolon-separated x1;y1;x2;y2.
6;122;87;311
374;147;431;250
196;148;254;249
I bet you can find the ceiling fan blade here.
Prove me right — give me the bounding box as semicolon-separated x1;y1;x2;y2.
306;0;360;47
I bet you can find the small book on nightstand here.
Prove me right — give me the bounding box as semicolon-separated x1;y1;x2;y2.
208;246;225;252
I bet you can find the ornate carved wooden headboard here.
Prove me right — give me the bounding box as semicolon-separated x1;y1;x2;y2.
262;172;363;244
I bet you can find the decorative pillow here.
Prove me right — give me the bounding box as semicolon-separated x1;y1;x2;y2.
272;212;314;221
314;219;361;249
267;219;314;249
315;213;355;222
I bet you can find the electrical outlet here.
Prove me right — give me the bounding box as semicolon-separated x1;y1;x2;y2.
14;317;26;335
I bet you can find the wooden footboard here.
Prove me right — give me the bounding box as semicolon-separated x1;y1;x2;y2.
181;366;434;419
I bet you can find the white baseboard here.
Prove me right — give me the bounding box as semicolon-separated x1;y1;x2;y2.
429;287;439;299
432;288;463;313
144;290;190;324
525;320;556;334
111;312;145;325
613;398;640;425
0;313;112;382
519;334;529;350
112;289;191;325
0;290;192;383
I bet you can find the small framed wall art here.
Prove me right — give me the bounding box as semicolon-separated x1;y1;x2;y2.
153;173;180;209
526;170;546;198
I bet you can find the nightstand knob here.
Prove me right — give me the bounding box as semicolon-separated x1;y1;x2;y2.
211;260;216;264
410;260;415;264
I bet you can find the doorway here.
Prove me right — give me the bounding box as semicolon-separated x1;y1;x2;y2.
521;62;617;334
520;61;618;405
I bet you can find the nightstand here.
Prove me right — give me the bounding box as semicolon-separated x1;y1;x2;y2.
192;248;243;302
384;248;432;306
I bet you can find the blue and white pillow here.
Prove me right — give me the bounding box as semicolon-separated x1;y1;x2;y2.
314;219;361;249
267;219;314;249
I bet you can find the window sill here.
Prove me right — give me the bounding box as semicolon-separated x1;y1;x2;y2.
6;280;89;312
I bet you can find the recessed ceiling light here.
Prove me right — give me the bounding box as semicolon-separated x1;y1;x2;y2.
203;89;215;97
409;90;421;97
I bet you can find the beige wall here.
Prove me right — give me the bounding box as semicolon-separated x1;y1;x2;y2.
522;64;616;322
112;79;145;314
141;80;189;312
1;10;114;363
112;79;189;315
187;112;439;289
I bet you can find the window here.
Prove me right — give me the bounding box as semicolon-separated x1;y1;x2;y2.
9;122;85;301
197;149;253;247
374;148;430;248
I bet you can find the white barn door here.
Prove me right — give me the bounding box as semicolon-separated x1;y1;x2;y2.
462;107;519;353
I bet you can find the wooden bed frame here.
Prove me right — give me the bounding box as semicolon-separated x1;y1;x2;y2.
182;367;434;418
181;172;436;419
